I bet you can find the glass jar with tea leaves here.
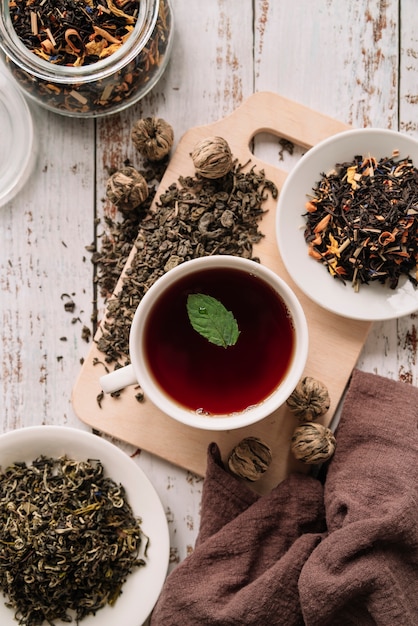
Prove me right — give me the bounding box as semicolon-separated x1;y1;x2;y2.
0;0;173;117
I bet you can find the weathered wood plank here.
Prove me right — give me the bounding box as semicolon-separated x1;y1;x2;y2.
393;0;418;386
0;107;95;431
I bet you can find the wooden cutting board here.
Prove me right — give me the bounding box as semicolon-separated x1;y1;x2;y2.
72;92;371;494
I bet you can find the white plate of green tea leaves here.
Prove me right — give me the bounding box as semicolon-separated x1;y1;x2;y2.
0;426;169;626
276;128;418;321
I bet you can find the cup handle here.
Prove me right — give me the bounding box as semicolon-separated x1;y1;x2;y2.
100;364;137;394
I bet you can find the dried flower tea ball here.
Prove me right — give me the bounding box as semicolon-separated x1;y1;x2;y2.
191;136;234;179
290;422;336;465
286;376;330;422
228;437;272;481
131;117;174;161
105;166;149;212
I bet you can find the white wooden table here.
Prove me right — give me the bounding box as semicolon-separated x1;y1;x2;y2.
1;0;418;605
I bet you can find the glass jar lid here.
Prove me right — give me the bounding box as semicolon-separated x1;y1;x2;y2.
0;62;35;207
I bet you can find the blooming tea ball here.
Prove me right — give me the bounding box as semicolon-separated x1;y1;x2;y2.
228;437;272;481
286;376;330;422
191;136;234;179
131;117;174;161
290;422;336;464
105;166;149;212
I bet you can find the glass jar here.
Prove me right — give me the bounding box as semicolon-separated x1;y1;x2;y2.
0;0;173;118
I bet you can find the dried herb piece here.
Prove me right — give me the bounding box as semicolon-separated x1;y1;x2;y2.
187;293;240;348
303;153;418;291
106;166;149;212
0;456;146;625
228;437;272;481
286;376;330;422
132;117;174;161
191;136;234;179
290;422;336;464
61;292;76;312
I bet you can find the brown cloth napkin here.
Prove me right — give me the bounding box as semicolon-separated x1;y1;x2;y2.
150;370;418;625
299;369;418;626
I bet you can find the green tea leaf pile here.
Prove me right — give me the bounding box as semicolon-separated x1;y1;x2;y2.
0;456;146;625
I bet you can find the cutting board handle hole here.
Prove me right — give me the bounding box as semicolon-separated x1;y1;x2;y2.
250;132;307;172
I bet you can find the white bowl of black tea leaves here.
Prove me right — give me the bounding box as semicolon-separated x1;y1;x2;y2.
276;128;418;321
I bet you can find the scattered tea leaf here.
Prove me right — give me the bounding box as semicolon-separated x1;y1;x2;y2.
187;293;240;348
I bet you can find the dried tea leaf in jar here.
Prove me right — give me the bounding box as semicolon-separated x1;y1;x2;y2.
0;456;146;624
286;376;330;422
290;422;336;465
131;117;174;161
1;0;174;117
106;166;149;212
228;437;272;481
191;136;234;179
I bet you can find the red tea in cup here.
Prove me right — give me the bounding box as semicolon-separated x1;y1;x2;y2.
144;266;295;415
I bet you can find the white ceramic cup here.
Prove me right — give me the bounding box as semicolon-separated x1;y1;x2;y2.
100;255;309;431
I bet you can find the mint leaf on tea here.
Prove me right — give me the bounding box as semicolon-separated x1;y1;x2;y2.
187;293;240;348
